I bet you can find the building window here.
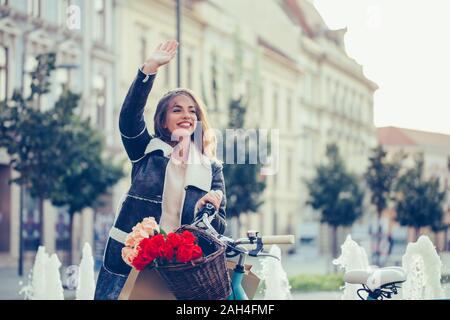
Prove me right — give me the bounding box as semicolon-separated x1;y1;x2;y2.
94;0;106;43
0;46;7;101
94;74;106;130
28;0;41;18
287;153;292;188
139;35;147;65
55;209;71;252
226;70;234;103
55;67;71;97
23;189;41;251
259;83;264;120
186;55;193;89
24;55;37;100
211;52;218;110
286;93;292;129
164;61;171;88
272;87;278;126
59;0;72;27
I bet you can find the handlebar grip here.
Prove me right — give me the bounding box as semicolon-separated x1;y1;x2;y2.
261;235;295;245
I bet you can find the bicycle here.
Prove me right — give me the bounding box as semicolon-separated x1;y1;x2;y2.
344;266;407;300
193;203;295;300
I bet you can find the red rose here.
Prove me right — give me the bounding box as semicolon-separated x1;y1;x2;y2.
176;243;194;263
180;231;196;245
144;234;165;258
132;251;153;271
166;233;183;248
137;238;158;261
131;254;149;271
160;242;175;262
191;245;203;260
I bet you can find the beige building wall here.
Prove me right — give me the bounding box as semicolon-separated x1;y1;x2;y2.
113;0;378;250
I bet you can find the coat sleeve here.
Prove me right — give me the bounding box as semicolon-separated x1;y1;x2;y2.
119;68;156;162
210;162;227;235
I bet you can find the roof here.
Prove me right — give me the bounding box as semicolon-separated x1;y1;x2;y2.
378;126;450;150
280;0;346;44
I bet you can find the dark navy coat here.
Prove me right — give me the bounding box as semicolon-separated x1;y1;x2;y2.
94;69;227;300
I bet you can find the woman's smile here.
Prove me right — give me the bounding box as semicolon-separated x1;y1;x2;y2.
177;121;193;129
165;94;198;136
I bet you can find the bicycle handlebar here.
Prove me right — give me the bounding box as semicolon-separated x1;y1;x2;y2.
260;235;295;245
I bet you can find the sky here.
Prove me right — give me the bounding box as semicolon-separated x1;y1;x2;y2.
312;0;450;135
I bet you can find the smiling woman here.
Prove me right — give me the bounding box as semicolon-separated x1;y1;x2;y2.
94;40;228;300
152;87;216;158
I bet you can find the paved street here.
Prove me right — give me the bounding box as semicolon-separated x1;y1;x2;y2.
1;249;450;300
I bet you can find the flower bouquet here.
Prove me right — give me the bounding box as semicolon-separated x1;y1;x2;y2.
121;217;231;300
121;217;204;270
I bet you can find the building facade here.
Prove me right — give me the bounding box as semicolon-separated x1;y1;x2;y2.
112;0;378;250
0;0;379;267
0;0;118;265
378;126;450;252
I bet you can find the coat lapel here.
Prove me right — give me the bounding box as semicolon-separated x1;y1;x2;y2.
144;137;212;192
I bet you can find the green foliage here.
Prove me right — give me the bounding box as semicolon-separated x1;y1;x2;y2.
364;145;402;215
394;154;446;231
306;144;365;227
29;53;56;99
288;273;344;292
222;97;266;218
48;105;125;215
0;52;125;219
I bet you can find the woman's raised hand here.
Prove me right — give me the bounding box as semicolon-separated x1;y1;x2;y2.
142;40;178;74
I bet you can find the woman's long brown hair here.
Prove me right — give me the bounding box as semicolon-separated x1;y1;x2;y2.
153;88;217;158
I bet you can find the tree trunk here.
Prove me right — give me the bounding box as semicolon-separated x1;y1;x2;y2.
332;225;338;273
38;197;44;246
234;214;242;239
415;227;420;242
69;213;74;265
445;227;449;251
374;211;382;266
435;231;442;253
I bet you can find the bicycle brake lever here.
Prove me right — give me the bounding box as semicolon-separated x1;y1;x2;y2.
252;252;280;261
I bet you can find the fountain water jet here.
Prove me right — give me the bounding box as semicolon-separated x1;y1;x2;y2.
76;243;96;300
401;235;444;299
260;245;292;300
333;235;371;300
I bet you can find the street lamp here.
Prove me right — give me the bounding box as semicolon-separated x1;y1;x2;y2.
176;0;181;87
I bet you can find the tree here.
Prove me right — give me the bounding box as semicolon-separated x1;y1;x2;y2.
47;89;125;262
0;53;124;262
220;30;266;236
364;145;402;265
0;53;63;242
306;144;365;260
222;98;266;234
394;154;446;241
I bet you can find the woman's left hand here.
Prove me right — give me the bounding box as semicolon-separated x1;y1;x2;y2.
195;190;223;212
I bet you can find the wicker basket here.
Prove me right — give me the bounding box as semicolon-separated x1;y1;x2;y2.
155;225;231;300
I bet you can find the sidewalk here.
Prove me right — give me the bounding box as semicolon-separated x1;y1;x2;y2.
1;251;449;300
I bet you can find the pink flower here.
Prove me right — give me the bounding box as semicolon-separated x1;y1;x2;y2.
121;246;139;266
125;223;149;248
141;217;159;236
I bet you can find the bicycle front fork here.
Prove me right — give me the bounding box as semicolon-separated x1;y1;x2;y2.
227;264;248;300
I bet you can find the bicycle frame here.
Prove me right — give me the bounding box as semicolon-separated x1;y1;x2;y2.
192;206;292;300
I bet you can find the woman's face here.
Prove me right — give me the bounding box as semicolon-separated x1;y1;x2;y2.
164;94;198;138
